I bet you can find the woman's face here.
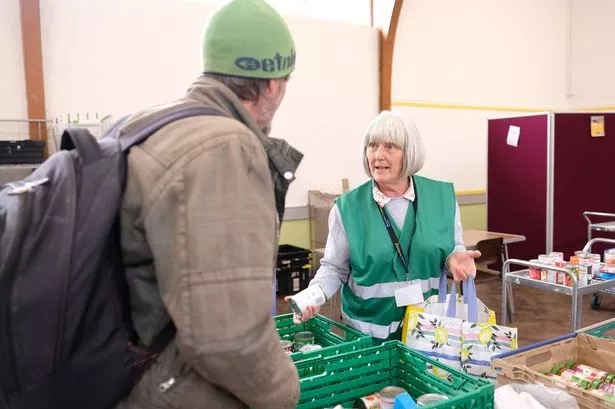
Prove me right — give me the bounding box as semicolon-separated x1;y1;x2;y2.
366;142;405;186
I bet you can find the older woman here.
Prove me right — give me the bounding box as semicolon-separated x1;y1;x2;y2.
293;111;480;342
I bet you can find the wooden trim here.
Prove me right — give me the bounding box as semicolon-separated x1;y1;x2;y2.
393;99;550;113
457;189;487;196
377;0;404;111
369;0;374;27
20;0;48;152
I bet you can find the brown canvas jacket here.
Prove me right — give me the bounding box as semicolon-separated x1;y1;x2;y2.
115;76;302;409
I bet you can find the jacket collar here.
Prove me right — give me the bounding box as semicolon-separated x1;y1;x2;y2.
185;76;303;220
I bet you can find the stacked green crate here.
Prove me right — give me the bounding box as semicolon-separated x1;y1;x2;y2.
296;341;494;409
275;313;372;364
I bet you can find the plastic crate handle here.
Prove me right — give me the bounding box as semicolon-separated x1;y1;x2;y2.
296;342;400;382
312;314;355;341
295;356;330;381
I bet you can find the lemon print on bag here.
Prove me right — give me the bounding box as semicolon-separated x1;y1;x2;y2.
432;321;448;348
511;335;518;350
407;313;419;332
461;345;471;361
478;323;493;345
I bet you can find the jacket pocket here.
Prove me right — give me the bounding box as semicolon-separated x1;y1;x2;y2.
127;342;246;409
131;343;197;409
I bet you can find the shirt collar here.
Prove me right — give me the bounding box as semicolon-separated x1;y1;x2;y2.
372;178;415;207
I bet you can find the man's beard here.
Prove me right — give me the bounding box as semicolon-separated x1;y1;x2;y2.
259;122;271;136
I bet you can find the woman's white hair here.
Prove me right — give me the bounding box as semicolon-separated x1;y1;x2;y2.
362;110;425;178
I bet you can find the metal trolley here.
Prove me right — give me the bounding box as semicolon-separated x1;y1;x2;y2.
501;238;615;331
584;211;615;241
584;212;615;309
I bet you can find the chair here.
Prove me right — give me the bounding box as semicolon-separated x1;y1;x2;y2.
475;237;505;277
474;237;515;321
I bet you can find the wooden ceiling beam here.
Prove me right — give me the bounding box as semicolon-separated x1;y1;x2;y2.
372;0;404;111
19;0;48;149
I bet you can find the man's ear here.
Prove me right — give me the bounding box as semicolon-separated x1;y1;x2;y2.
263;79;278;98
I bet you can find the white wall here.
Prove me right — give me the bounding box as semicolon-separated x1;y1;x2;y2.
269;18;379;203
0;0;28;139
568;0;615;109
40;0;209;120
10;0;612;200
392;0;569;191
39;0;380;207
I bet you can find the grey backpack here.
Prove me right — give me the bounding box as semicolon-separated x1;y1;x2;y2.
0;106;220;409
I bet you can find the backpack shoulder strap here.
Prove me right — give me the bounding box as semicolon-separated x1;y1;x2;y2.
117;105;224;353
60;128;103;163
118;106;224;151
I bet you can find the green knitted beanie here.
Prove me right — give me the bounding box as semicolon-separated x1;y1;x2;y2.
203;0;296;79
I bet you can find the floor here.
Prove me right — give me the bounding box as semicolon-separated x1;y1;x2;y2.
275;274;615;347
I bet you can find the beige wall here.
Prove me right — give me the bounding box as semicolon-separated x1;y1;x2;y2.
0;0;28;129
4;0;613;247
279;219;312;249
391;0;569;192
568;0;615;109
36;0;379;208
279;201;487;249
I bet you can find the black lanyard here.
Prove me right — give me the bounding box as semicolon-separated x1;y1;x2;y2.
376;197;417;281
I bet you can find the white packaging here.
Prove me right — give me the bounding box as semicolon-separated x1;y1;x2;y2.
289;285;326;318
578;264;589;287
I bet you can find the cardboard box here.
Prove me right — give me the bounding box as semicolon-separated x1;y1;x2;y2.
492;333;615;408
308;190;339;250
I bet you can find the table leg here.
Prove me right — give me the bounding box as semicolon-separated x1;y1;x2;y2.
503;244;516;318
572;292;581;331
502;267;509;326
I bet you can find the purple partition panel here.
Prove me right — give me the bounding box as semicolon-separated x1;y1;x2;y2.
553;113;615;258
487;114;549;261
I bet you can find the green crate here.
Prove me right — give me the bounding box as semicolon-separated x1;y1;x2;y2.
579;318;615;340
275;313;372;363
296;341;494;409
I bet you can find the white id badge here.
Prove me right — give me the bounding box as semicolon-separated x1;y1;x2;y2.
394;283;424;307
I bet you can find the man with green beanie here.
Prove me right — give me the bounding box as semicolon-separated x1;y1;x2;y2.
115;1;302;408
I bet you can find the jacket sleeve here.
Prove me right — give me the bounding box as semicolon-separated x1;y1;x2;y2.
143;132;299;409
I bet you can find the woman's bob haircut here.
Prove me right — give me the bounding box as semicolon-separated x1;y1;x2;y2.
362;110;425;178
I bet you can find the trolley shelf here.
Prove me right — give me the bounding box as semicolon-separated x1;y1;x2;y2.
588;221;615;232
501;237;615;332
504;269;615;297
584;211;615;238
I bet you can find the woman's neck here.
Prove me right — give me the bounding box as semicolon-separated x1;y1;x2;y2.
377;177;410;198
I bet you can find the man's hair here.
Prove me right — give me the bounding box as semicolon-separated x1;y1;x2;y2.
204;73;289;102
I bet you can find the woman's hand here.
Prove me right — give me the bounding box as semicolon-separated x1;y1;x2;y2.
283;296;321;324
448;250;481;282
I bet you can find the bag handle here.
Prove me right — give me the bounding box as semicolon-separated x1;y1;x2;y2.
444;276;479;322
438;270;449;303
439;271;464;317
463;277;479;322
445;281;458;318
